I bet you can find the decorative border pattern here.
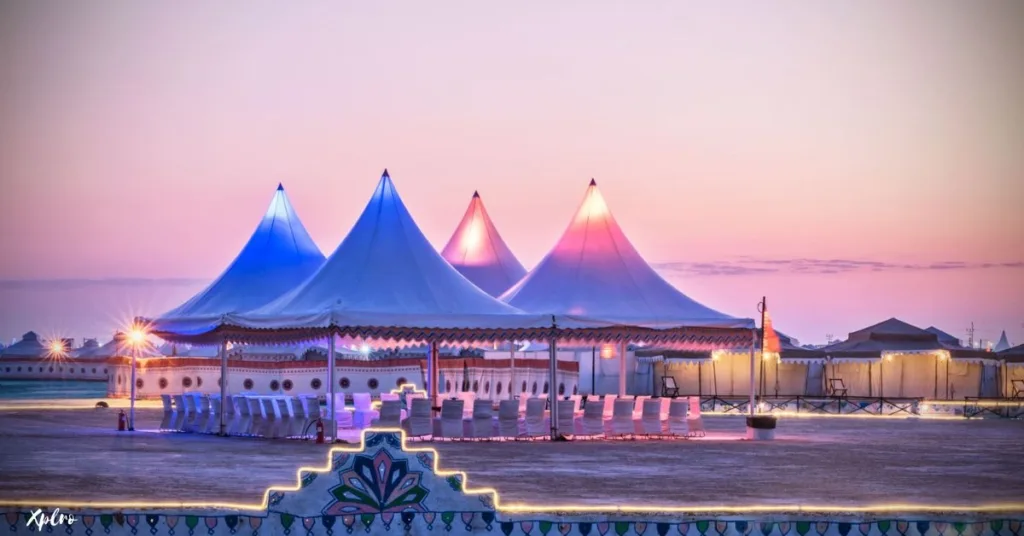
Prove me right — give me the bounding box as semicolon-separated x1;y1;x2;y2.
3;431;1021;535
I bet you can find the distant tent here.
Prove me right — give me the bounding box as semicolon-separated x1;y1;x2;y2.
92;332;161;359
824;318;944;356
992;331;1011;352
75;338;101;358
152;183;326;337
925;327;962;348
501;179;751;329
441;191;527;297
0;332;45;358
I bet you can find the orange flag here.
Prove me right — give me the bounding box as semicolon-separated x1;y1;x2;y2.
762;309;782;354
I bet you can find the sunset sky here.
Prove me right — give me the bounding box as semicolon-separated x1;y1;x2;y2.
1;1;1021;346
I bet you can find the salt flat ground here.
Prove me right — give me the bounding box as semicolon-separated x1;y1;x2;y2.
0;408;1021;507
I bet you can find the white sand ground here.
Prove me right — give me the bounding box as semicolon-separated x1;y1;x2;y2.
0;407;1021;508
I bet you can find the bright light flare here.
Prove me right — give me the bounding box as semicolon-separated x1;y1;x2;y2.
45;339;67;359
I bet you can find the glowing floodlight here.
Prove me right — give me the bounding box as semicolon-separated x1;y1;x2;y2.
360;343;370;354
599;344;615;359
47;340;67;358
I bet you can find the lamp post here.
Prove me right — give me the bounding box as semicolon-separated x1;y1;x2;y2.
126;325;147;432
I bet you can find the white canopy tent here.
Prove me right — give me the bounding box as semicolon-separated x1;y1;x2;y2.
441;191;527;298
500;179;754;398
994;331;1012;353
149;183;325;434
154;184;326;336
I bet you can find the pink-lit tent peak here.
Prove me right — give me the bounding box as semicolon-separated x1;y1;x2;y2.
440;190;527;297
500;179;752;329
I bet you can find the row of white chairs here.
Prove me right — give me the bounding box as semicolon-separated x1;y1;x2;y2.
365;395;704;439
160;393;322;438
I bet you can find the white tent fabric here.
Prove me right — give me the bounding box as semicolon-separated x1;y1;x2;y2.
993;331;1012;352
441;191;527;297
153;184;325;336
500;179;753;330
229;171;553;333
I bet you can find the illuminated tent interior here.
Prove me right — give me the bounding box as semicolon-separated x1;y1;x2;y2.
153;184;326;336
634;334;827;398
440;191;527;297
501;179;751;330
822;318;998;399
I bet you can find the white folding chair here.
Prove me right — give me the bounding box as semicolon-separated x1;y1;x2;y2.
457;392;476;419
524;398;547;437
260;398;278;438
471;399;494;438
497;400;520;437
440;399;465;438
687;396;706;437
405;398;433;438
159;395;174;431
632;396;650;419
641;398;665;436
234;395;253;436
352;393;378;429
580;398;606;436
555;399;576;436
602;395;617;419
569;395;583;417
333;393;354;430
517;394;529;417
372;400;404;428
610;399;636;438
273;397;292;438
668;399;689;436
286;397;307;438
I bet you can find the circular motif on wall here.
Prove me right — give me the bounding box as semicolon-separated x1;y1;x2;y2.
310;378;322;390
270;380;280;391
104;369;108;373
217;377;223;387
196;376;203;387
446;380;451;392
158;378;168;389
58;367;62;372
531;382;537;395
396;377;407;387
244;378;255;390
17;367;22;372
340;377;350;389
4;367;8;373
543;382;549;394
558;383;565;395
485;381;491;393
573;384;578;395
496;382;503;395
182;377;193;388
117;375;122;385
367;378;379;389
81;368;86;373
522;381;527;393
49;367;54;373
92;368;97;373
136;379;144;389
472;380;479;392
282;379;293;391
68;368;73;374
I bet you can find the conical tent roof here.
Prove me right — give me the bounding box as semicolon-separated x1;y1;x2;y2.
153;184;325;335
233;171;547;333
500;179;751;329
994;330;1012;352
441;191;527;297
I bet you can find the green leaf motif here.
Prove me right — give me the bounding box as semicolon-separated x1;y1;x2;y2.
185;516;198;530
797;522;811;536
441;512;455;525
697;522;710;535
614;521;630;535
879;521;891;535
100;515;113;529
279;514;294;530
360;514;374;528
539;520;553;535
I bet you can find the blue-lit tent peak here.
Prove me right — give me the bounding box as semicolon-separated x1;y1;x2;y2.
277;182;284;191
158;184;325;320
250;171;522;317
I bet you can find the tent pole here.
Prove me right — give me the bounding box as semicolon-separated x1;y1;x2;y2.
591;346;596;395
618;341;627;397
945;356;950;399
129;343;137;431
749;328;757;417
698;361;703;399
429;341;440;417
510;343;516;400
934;355;939;399
218;338;228;436
549;336;559;440
327;332;336;441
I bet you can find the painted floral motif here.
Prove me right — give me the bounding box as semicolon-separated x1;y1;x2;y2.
322;448;428;515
